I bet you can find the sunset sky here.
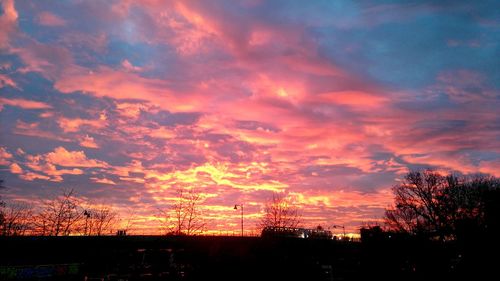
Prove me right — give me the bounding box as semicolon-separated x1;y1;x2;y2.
0;0;499;234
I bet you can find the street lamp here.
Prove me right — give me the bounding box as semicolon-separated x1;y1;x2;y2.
331;224;346;239
83;210;91;236
234;204;243;236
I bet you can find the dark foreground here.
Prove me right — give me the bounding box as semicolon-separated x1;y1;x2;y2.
0;235;497;281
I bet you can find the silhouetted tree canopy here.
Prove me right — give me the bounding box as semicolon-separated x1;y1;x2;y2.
385;170;499;240
34;189;84;236
1;202;33;236
259;192;301;229
0;188;121;236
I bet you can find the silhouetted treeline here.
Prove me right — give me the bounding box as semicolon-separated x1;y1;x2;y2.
384;170;499;241
360;170;500;280
0;189;118;236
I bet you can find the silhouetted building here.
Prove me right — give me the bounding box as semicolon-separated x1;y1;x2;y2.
261;226;333;239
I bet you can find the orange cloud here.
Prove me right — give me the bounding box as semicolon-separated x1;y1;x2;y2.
9;163;22;174
79;135;99;148
45;146;108;168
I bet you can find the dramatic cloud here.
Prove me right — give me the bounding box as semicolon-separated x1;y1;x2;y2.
0;0;498;234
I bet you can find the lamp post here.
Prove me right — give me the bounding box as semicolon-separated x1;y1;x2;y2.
332;224;346;239
234;204;243;236
83;210;91;236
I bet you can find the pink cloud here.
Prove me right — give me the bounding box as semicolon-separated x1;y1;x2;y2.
0;0;17;48
14;120;71;142
90;177;116;185
0;97;52;111
37;11;66;26
435;70;496;103
45;146;108;168
12;147;107;182
19;171;50;181
22;153;84;182
121;59;143;72
115;102;147;119
79;135;99;148
41;162;83;176
55;67;209;112
59;31;108;54
109;160;145;178
0;147;13;165
10;38;78;80
479;159;500;177
1;0;17;21
315;91;389;109
57;117;106;133
0;74;18;89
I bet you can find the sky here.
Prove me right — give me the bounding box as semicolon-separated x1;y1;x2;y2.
0;0;499;235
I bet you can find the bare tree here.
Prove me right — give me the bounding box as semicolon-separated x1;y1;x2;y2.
157;208;172;235
1;202;33;236
385;170;449;238
158;187;205;235
34;189;83;236
0;180;5;229
83;206;118;236
117;210;136;235
259;192;301;229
